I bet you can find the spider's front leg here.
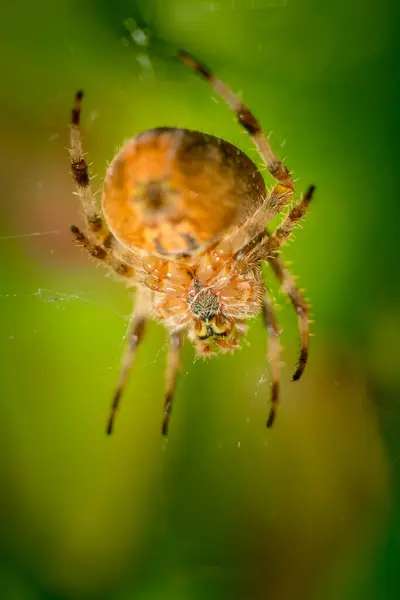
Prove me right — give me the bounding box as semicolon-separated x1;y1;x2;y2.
69;91;136;278
178;50;296;249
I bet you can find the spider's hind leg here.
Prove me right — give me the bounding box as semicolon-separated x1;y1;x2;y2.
262;289;281;427
267;254;310;382
268;185;315;253
266;185;314;380
69;90;112;245
247;186;314;382
162;330;184;436
106;288;151;435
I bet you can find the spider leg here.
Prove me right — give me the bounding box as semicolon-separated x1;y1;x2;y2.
267;254;310;381
236;183;314;256
69;90;114;244
69;93;142;277
262;289;281;427
161;330;184;436
178;51;294;223
260;187;313;381
106;288;151;435
236;227;311;382
269;185;315;252
70;225;135;279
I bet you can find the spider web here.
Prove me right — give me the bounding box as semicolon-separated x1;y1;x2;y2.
0;229;169;369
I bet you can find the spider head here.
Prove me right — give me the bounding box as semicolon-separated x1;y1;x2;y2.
194;313;232;340
188;286;245;354
192;314;247;355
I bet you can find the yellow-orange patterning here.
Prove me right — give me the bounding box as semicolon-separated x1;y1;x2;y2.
68;50;314;436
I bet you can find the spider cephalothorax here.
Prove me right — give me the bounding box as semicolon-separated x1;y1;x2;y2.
141;241;263;357
69;50;314;435
190;285;220;322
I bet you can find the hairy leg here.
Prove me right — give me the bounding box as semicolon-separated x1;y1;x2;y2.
178;51;295;241
106;288;152;434
237;230;311;382
233;185;315;261
69;90;115;244
267;255;310;381
268;185;315;253
70;225;135;278
162;330;184;436
262;289;281;427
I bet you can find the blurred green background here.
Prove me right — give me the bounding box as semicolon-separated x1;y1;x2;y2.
1;1;399;598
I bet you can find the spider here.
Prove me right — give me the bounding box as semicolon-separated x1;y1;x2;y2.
68;50;314;436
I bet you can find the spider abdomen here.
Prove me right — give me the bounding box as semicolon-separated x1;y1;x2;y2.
102;127;266;258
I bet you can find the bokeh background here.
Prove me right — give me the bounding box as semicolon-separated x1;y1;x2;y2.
1;1;399;598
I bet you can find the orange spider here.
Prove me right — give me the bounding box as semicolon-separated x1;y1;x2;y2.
69;51;314;436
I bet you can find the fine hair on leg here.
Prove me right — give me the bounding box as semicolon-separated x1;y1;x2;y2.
162;330;184;436
262;289;281;427
106;288;152;434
